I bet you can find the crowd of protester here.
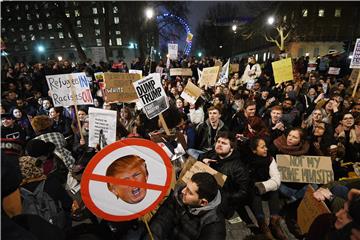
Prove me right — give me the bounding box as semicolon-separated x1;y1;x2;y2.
1;52;360;240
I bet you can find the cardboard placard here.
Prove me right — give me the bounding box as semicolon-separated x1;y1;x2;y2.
46;73;93;107
103;72;140;103
168;43;178;60
169;68;193;76
276;155;334;184
350;38;360;69
181;161;227;187
230;64;240;73
271;58;294;84
349;69;360;84
180;81;202;105
88;107;117;148
199;66;221;87
328;67;341;75
297;185;330;234
129;69;143;78
133;73;169;119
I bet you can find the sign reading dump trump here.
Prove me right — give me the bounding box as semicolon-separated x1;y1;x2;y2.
133;73;169;119
46;73;93;107
276;155;334;184
81;138;172;221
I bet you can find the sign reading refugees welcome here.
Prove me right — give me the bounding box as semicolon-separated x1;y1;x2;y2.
46;72;93;107
276;155;334;184
103;72;140;103
133;73;169;119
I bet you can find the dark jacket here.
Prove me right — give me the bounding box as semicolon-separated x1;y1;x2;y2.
199;149;250;217
195;119;227;152
148;186;226;240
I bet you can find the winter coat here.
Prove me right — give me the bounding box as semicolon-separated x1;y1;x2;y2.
148;186;226;240
195;119;227;152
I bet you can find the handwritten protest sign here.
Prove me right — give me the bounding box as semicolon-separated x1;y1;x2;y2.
170;68;193;76
168;43;178;60
129;69;143;78
180;81;202;104
133;73;169;119
199;66;221;87
103;72;140;103
91;47;107;64
230;64;240;73
181;161;227;187
307;63;317;72
276;155;334;184
328;67;341;75
297;185;330;234
88;108;117;148
46;73;93;107
271;58;294;84
350;38;360;69
349;69;360;84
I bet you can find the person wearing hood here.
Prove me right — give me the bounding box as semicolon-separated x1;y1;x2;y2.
147;172;225;240
198;131;250;221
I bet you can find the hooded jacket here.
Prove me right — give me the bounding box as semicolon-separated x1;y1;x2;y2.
195;119;227;152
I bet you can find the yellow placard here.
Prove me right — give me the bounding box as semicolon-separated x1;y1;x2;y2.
272;58;294;84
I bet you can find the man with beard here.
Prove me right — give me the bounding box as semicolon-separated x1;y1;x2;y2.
198;131;250;221
148;172;226;240
281;98;300;126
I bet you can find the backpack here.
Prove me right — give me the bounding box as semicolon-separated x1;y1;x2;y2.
20;180;66;229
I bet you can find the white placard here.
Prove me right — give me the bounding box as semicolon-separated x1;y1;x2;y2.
46;72;93;107
88;108;117;148
168;43;178;60
350;38;360;69
129;69;143;78
328;67;341;75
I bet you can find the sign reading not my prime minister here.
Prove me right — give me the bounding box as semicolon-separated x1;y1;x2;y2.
133;73;169;119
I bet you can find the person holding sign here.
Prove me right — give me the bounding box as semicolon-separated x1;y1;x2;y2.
248;137;287;240
106;155;149;204
241;56;261;90
147;172;225;240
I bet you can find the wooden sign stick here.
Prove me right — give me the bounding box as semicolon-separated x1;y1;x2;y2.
159;113;170;136
69;74;84;141
352;72;360;98
143;218;154;240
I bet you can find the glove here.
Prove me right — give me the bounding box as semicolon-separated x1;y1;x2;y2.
254;182;266;195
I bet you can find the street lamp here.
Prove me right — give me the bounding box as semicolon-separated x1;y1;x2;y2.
37;45;45;53
267;16;275;25
232;25;237;32
198;52;202;57
57;56;63;61
145;8;154;20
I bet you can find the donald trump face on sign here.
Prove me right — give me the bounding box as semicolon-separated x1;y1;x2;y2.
106;155;149;204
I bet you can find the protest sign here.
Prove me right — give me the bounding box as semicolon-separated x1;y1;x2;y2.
181;161;227;187
168;43;178;60
103;72;140;103
230;64;240;73
199;66;221;87
81;138;172;221
91;47;107;64
88;108;117;148
180;81;202;105
46;73;93;107
297;185;330;234
349;69;360;84
307;63;317;72
186;32;193;43
169;68;193;76
276;155;334;184
218;59;230;85
271;58;294;84
94;72;104;82
328;67;341;75
129;69;143;78
133;73;169;119
350;38;360;69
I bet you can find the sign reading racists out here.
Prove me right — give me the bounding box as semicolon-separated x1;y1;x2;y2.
180;81;202;105
103;72;140;103
276;155;334;184
88;108;117;148
80;138;172;221
133;73;169;119
182;161;227;187
46;73;93;107
297;185;330;234
199;66;221;87
168;43;178;60
350;38;360;69
272;58;294;84
169;68;193;76
328;67;341;75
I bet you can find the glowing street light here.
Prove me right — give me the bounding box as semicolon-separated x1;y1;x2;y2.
267;16;275;25
198;52;202;57
57;56;63;61
232;25;237;32
145;8;154;19
37;45;45;53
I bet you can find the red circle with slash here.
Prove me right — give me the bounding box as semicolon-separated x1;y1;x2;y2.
81;138;172;221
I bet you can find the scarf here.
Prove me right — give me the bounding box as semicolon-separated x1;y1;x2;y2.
274;135;310;156
189;190;221;216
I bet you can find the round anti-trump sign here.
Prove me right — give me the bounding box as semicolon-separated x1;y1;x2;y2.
81;138;172;221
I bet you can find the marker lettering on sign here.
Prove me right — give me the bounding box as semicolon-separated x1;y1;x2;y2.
136;79;162;105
